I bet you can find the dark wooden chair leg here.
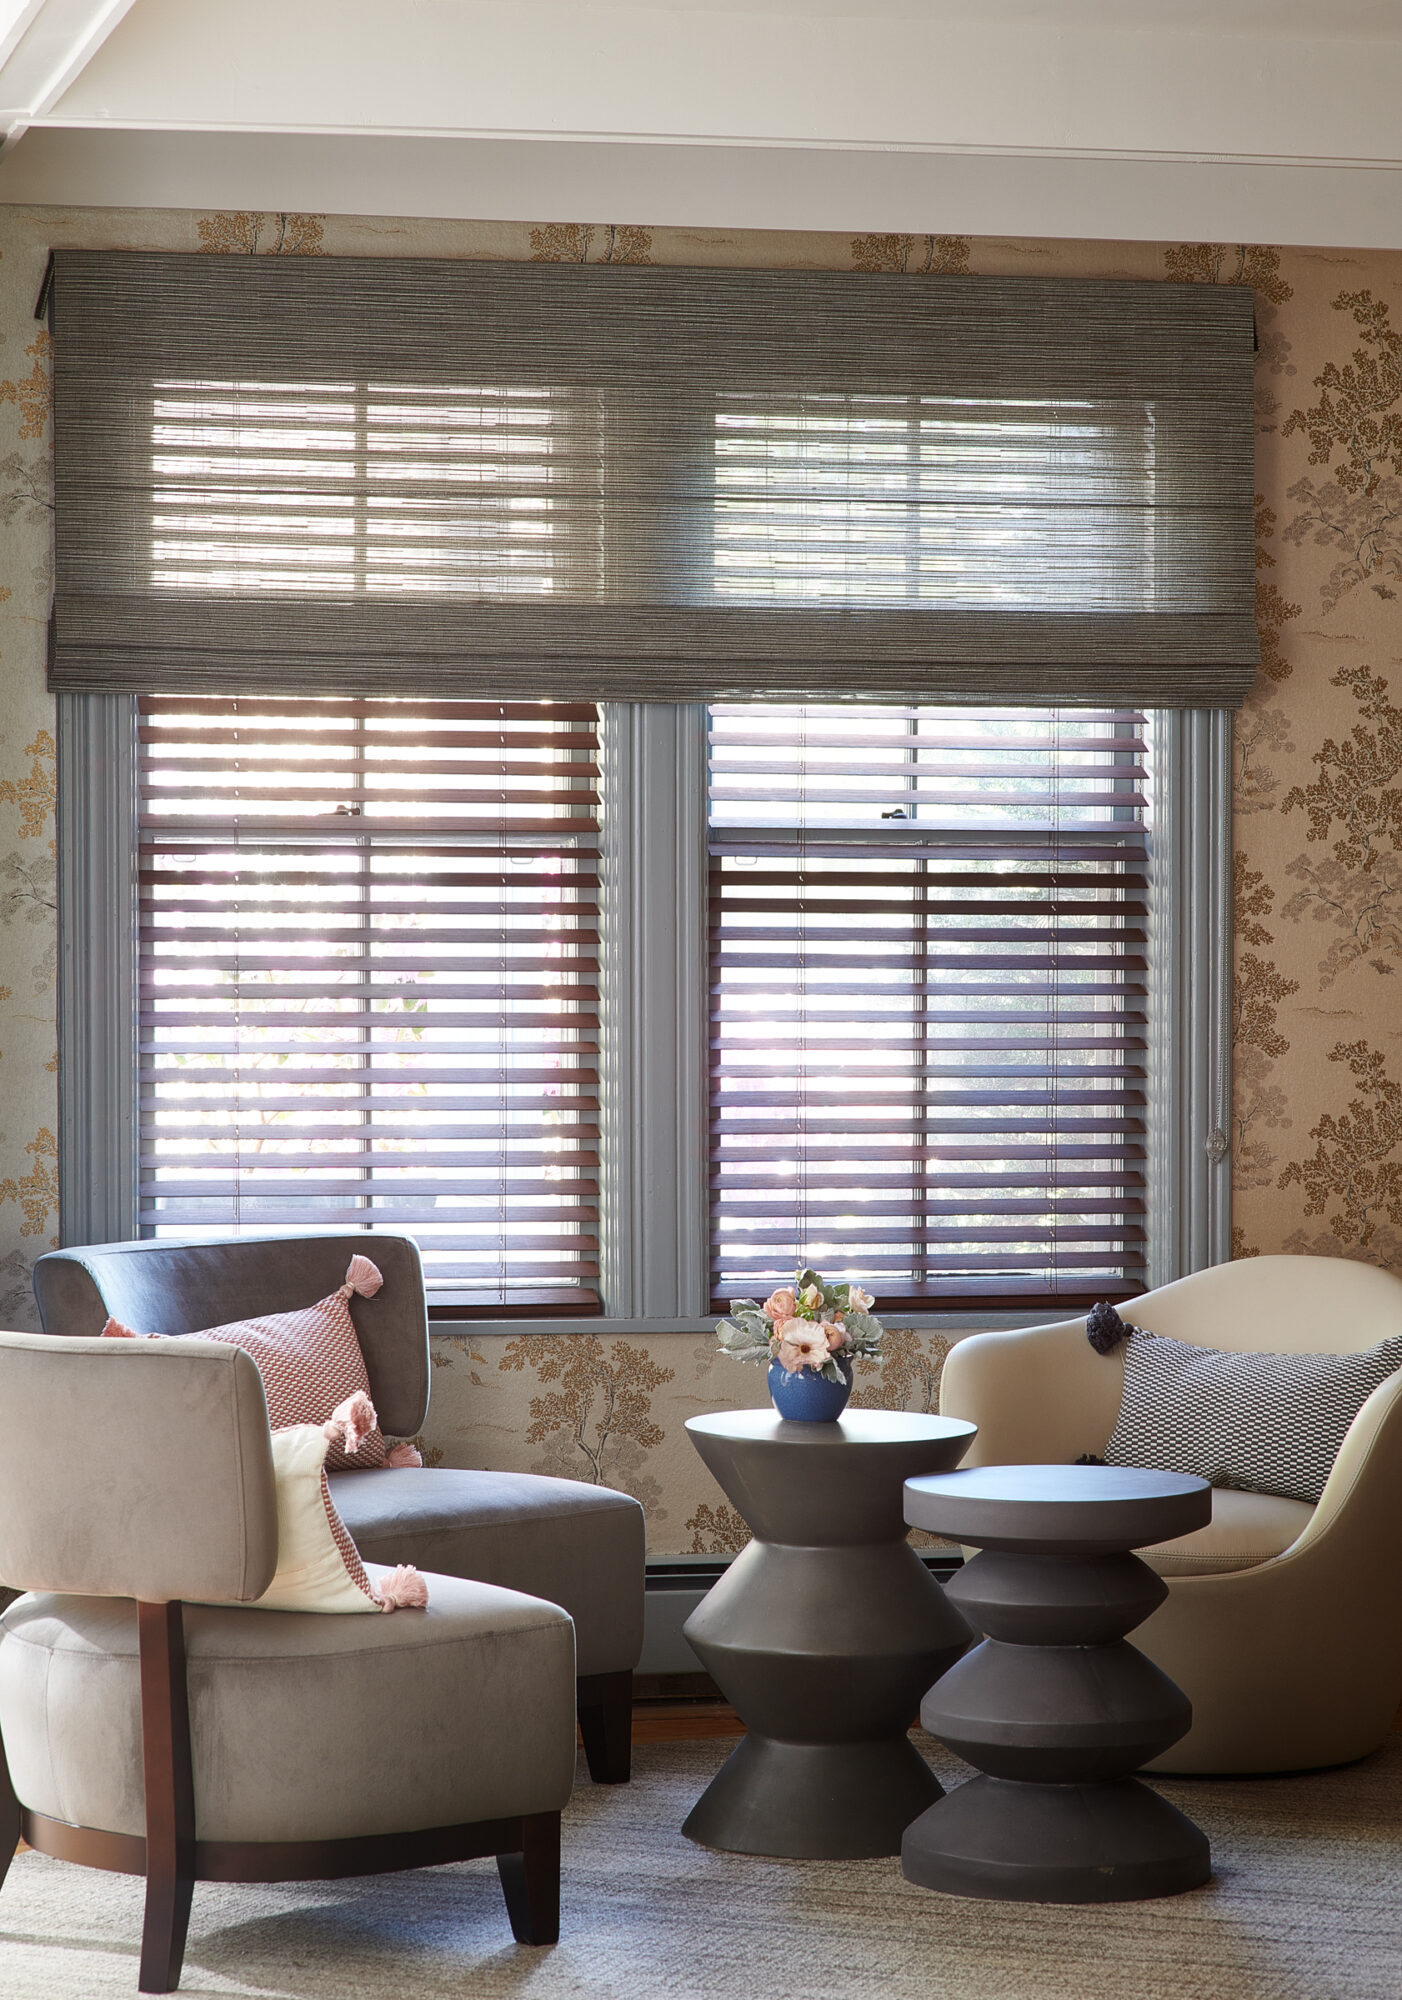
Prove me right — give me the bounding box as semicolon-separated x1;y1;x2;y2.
496;1811;560;1946
137;1602;196;1994
0;1720;20;1896
576;1669;632;1784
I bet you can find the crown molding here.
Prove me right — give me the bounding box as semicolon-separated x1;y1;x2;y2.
6;128;1402;252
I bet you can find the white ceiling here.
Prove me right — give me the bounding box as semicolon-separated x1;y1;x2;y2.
1;0;1400;247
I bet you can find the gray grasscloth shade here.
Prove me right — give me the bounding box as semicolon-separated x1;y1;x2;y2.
50;252;1259;707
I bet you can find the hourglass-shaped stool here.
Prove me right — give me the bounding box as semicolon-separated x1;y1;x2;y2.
902;1463;1213;1904
680;1410;977;1859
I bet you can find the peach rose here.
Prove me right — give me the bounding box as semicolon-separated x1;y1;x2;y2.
800;1283;823;1311
762;1287;798;1323
775;1320;832;1372
820;1318;848;1351
847;1285;874;1313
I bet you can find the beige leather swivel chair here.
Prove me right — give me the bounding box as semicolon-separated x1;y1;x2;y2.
0;1329;576;1993
939;1255;1402;1773
32;1234;644;1782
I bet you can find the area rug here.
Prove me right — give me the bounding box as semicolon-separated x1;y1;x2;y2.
0;1734;1397;2000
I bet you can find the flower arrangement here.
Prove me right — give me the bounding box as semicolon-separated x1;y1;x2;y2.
716;1268;885;1384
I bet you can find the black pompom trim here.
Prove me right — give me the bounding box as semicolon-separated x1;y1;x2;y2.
1086;1301;1136;1355
1073;1453;1107;1465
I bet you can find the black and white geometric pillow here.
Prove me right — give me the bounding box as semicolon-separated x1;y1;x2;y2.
1102;1328;1402;1504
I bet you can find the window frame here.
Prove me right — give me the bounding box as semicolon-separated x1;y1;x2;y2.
56;695;1231;1333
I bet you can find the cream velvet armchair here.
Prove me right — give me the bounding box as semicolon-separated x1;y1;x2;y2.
32;1234;644;1783
938;1255;1402;1774
0;1329;577;1994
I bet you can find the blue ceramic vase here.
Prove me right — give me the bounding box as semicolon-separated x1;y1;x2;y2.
768;1355;853;1422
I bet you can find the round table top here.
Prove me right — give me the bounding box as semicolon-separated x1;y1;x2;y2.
903;1462;1212;1553
686;1409;977;1452
685;1409;977;1544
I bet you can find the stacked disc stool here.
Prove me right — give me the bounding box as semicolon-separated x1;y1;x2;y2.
901;1463;1213;1904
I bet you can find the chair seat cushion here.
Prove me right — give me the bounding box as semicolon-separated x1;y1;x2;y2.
1137;1487;1314;1577
0;1570;575;1845
328;1466;645;1678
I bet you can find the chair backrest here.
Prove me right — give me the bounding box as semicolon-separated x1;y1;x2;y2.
0;1330;278;1602
1126;1254;1402;1354
32;1234;431;1438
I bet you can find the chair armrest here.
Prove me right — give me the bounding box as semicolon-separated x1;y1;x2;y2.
1299;1356;1402;1545
939;1315;1123;1467
1132;1362;1402;1771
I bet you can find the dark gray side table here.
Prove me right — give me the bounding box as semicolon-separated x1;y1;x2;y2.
902;1462;1213;1903
681;1408;977;1859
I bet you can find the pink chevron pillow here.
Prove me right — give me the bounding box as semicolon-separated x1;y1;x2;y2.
103;1255;421;1473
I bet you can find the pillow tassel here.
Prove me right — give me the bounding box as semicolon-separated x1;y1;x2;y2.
340;1255;384;1301
377;1564;429;1612
1087;1301;1136;1355
323;1389;377;1455
387;1440;423;1468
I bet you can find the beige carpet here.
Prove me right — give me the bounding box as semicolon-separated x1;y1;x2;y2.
0;1735;1398;2000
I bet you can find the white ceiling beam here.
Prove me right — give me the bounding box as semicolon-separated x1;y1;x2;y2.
0;0;138;149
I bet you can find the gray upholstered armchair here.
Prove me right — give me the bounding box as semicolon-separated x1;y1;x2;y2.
32;1233;645;1782
0;1328;576;1993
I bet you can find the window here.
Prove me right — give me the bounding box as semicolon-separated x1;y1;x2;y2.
708;704;1150;1311
61;694;1228;1329
712;394;1155;609
134;697;599;1311
149;376;568;600
51;254;1244;1319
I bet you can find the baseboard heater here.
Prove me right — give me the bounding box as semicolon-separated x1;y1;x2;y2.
638;1552;962;1684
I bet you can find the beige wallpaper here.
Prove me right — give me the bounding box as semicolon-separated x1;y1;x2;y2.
1;204;1398;1553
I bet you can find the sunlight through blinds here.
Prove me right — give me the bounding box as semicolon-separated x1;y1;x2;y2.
138;697;600;1310
709;704;1150;1311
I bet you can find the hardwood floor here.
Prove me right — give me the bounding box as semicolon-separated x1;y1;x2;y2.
630;1701;1402;1748
630;1699;745;1744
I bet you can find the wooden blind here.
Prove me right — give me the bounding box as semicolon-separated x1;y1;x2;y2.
708;704;1150;1312
137;697;600;1311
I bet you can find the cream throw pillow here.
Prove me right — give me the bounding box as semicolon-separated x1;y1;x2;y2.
236;1420;428;1615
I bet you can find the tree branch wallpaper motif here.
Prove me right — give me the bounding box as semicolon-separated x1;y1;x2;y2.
1281;665;1402;984
0;204;1399;1546
1284;290;1402;609
1280;1040;1402;1261
849;234;971;275
195;211;325;256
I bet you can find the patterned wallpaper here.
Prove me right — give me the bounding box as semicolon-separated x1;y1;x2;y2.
1;203;1399;1552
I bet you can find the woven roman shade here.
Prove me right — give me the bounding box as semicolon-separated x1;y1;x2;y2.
50;252;1258;706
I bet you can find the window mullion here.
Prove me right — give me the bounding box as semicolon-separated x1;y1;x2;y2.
599;702;708;1320
56;692;140;1246
1147;708;1233;1287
